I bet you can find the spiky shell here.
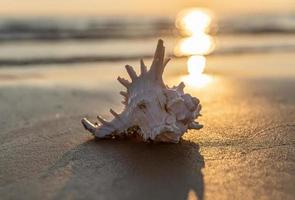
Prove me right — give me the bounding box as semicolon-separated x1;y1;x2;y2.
81;39;202;143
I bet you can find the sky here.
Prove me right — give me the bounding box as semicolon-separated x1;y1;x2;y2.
0;0;294;17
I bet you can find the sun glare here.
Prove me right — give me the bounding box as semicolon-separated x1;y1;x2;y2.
174;8;215;57
176;8;212;36
175;8;215;88
175;34;214;56
187;55;206;75
182;55;212;88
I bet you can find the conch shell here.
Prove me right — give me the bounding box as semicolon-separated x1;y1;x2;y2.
81;39;202;143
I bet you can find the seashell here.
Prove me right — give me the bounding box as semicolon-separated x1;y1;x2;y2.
81;39;203;143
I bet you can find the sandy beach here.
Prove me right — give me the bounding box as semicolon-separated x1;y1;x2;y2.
0;50;294;199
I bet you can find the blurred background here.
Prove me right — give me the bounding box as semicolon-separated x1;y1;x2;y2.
0;0;295;120
0;0;295;87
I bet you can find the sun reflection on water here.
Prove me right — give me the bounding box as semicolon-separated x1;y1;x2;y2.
175;34;214;56
176;8;212;36
187;55;206;75
175;8;215;88
182;55;212;88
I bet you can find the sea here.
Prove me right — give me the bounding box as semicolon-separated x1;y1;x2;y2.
0;14;294;67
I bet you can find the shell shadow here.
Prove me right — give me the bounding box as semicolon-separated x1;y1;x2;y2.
46;138;205;200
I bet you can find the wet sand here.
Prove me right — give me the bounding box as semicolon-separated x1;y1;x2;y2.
0;53;295;200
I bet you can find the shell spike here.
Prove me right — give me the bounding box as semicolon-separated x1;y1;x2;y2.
151;39;165;68
176;82;185;93
188;121;203;130
82;117;121;138
97;115;108;125
120;91;128;98
110;108;119;118
140;59;147;74
81;118;97;135
150;39;165;83
125;65;137;81
117;76;130;88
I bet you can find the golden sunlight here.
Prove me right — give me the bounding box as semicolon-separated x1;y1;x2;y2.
176;8;212;36
174;34;214;56
174;8;215;88
174;8;215;56
181;74;212;88
187;55;206;75
182;55;213;88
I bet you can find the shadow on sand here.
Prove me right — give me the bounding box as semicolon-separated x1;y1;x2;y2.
46;138;205;200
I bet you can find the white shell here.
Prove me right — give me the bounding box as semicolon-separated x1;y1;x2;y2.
81;39;202;143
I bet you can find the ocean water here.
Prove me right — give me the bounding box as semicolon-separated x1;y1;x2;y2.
0;14;294;67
